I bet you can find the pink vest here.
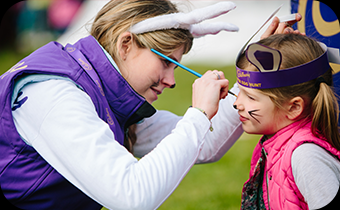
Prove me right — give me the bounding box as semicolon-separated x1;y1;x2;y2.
246;120;340;209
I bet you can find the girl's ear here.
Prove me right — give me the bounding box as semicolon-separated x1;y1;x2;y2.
117;32;134;61
286;96;305;120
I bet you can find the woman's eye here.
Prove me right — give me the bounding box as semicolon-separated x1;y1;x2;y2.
162;59;171;66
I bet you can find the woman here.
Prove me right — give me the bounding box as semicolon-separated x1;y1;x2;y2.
0;0;301;209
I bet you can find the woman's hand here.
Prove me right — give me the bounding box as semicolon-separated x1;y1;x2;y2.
192;70;229;120
261;13;305;39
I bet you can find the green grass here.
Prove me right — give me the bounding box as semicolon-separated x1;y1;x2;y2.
0;49;31;75
158;133;259;210
1;51;262;210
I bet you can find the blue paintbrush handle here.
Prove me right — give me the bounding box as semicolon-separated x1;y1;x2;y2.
151;48;202;77
151;48;237;97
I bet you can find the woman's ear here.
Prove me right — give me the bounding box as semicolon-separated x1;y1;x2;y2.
117;31;134;61
286;96;305;120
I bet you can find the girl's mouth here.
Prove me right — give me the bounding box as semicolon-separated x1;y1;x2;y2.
239;115;248;122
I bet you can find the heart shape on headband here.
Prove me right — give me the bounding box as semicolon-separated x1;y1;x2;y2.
246;43;282;72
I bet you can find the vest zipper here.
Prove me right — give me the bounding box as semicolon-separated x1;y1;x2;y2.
262;147;271;210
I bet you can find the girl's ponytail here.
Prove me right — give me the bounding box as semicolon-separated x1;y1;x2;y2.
311;80;340;150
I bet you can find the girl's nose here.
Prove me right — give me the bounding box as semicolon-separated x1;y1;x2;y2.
233;97;244;111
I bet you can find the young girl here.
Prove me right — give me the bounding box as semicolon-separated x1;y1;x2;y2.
233;34;340;209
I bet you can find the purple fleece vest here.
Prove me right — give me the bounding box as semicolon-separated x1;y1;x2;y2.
0;36;155;209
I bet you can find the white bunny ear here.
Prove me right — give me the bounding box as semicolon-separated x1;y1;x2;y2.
190;22;239;38
129;1;238;37
176;1;236;25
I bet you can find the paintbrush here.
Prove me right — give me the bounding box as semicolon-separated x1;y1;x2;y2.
151;48;237;97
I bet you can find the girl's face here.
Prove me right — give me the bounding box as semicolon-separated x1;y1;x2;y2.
120;44;183;104
233;85;288;136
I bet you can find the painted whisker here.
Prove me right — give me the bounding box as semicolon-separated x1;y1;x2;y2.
248;109;261;124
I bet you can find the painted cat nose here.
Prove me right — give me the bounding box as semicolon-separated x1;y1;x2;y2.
233;104;237;109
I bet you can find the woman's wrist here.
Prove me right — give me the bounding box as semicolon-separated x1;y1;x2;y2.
192;107;213;132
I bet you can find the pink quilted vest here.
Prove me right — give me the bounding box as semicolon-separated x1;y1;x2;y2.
245;119;340;209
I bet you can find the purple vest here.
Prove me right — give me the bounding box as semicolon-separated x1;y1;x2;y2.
0;36;155;209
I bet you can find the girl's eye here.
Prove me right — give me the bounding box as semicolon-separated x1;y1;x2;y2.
247;95;255;100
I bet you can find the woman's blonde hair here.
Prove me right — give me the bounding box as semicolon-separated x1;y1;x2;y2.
238;34;340;150
91;0;193;64
90;0;193;153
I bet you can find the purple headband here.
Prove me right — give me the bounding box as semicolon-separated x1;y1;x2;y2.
236;42;330;89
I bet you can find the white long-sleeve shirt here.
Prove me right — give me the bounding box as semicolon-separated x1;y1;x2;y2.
12;77;243;210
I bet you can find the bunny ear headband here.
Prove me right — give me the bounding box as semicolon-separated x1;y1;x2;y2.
235;6;340;89
129;1;239;37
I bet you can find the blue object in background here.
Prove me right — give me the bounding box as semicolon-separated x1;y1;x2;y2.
291;0;340;121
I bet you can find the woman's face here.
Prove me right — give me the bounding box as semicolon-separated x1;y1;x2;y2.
119;43;183;104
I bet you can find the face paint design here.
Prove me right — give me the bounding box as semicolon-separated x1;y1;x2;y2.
248;109;261;124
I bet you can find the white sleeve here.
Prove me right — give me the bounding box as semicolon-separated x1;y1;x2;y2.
196;83;243;163
12;79;211;210
134;83;243;163
292;143;340;209
133;110;182;158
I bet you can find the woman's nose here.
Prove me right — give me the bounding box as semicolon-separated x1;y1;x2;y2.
163;69;176;89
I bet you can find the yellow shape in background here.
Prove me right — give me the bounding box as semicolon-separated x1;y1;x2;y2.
312;1;340;37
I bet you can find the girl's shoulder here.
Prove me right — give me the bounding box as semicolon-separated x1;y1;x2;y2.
292;143;340;209
292;143;340;176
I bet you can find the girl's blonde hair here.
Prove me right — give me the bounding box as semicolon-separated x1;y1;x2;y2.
90;0;193;153
90;0;193;65
238;34;340;150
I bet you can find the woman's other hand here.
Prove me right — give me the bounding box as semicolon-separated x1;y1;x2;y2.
261;13;305;39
